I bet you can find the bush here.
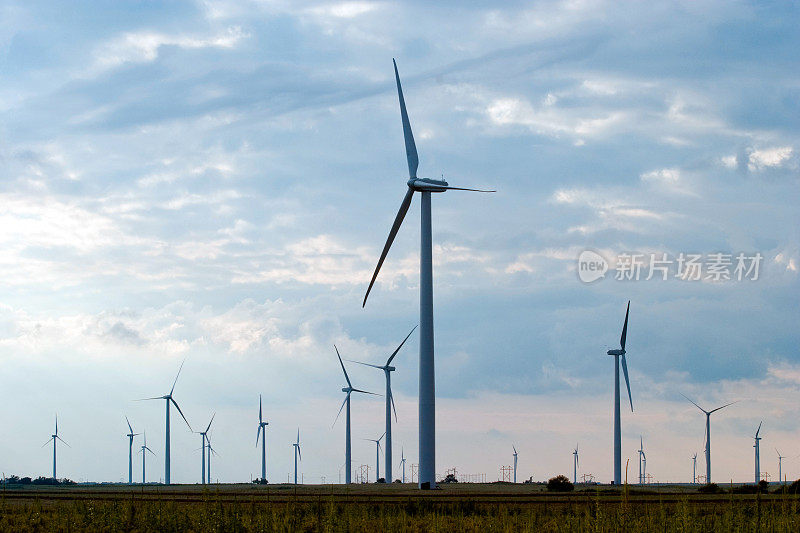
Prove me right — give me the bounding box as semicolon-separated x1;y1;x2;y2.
698;483;722;494
547;475;574;492
439;474;458;484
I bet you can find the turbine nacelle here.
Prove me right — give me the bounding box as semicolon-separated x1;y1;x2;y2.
408;177;448;192
607;348;625;356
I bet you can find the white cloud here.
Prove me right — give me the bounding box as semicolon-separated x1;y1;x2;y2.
748;146;793;171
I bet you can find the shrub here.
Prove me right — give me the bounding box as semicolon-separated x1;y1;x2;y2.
698;483;722;494
547;475;574;492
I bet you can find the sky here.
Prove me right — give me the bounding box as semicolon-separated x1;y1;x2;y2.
0;0;798;485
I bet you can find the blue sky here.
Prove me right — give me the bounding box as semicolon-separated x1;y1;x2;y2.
0;0;798;484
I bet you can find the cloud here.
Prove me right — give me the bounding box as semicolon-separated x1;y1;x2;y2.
748;146;794;171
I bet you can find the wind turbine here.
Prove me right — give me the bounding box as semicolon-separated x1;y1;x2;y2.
206;436;217;484
573;444;579;485
139;432;155;484
681;394;736;484
256;395;269;482
125;417;140;484
196;414;215;484
400;447;407;483
139;359;192;485
776;449;784;483
638;436;646;484
42;415;69;480
333;346;376;483
293;429;301;484
512;446;518;483
362;59;494;489
692;452;697;484
607;300;633;485
753;421;762;484
350;326;416;483
364;433;385;482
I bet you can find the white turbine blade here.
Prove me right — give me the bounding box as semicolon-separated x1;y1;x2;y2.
137;395;166;401
170;358;187;396
126;416;133;435
334;346;353;388
389;390;398;422
205;413;216;433
679;393;709;414
363;188;415;307
256;425;262;447
171;398;192;430
755;421;762;438
379;432;386;442
146;447;156;456
348;360;384;370
259;394;263;424
333;393;349;427
709;400;738;414
56;436;70;448
351;388;379;396
440;185;496;193
42;437;54;448
620;353;633;412
386;325;417;365
297;445;301;461
620;300;630;351
513;445;517;454
393;58;418;179
55;415;58;435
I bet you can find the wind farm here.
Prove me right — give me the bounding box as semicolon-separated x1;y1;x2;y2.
1;1;798;530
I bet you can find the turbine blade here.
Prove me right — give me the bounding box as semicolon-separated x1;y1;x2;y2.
389;389;398;422
256;425;262;447
348;360;384;369
136;396;166;401
620;300;630;351
146;447;156;456
387;325;418;365
297;446;302;461
680;393;708;414
755;421;762;438
42;437;53;448
709;400;738;414
333;393;349;427
56;436;70;448
170;358;187;396
171;398;192;431
351;388;379;396
393;58;418;179
621;353;633;411
362;188;414;307
259;394;263;424
205;413;216;433
335;346;352;388
440;186;496;193
126;416;133;434
379;432;386;442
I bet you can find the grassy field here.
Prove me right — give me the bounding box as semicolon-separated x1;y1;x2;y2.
1;482;799;531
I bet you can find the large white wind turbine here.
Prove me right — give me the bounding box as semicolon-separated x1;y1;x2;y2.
400;447;407;483
753;421;762;484
293;429;301;484
350;326;416;483
196;414;215;484
607;301;633;485
139;432;155;484
42;415;69;480
139;359;192;485
637;436;646;484
681;394;736;484
573;444;579;484
362;59;494;489
364;433;385;482
776;449;784;483
334;346;376;483
256;394;269;482
125;417;140;484
512;446;518;484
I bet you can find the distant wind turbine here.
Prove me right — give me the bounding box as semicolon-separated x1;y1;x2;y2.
196;414;215;484
125;417;140;484
573;444;579;485
681;394;736;484
512;446;518;483
638;436;646;484
362;59;494;489
776;449;784;483
607;301;633;485
207;436;217;484
364;433;385;482
333;346;377;483
692;452;698;484
139;432;155;484
256;395;269;482
293;429;301;484
139;359;192;485
400;447;407;483
753;421;762;484
350;326;416;483
42;415;69;480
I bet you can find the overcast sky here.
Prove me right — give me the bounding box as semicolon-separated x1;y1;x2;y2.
0;0;798;485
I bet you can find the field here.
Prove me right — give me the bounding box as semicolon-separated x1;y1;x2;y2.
1;482;799;532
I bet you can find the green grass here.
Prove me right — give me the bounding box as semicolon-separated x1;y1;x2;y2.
1;483;798;532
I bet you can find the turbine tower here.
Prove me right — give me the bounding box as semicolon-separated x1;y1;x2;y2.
400;447;407;483
207;436;217;483
362;59;494;489
512;446;518;483
350;326;416;483
638;436;646;484
607;301;633;485
293;429;301;484
256;395;269;482
692;453;697;484
196;414;215;484
681;394;736;484
364;433;385;482
753;421;762;484
776;449;784;483
573;444;579;485
333;346;376;483
139;432;155;484
125;417;140;484
42;415;69;480
139;359;192;485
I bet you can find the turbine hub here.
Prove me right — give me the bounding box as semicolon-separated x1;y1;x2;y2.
387;366;396;372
